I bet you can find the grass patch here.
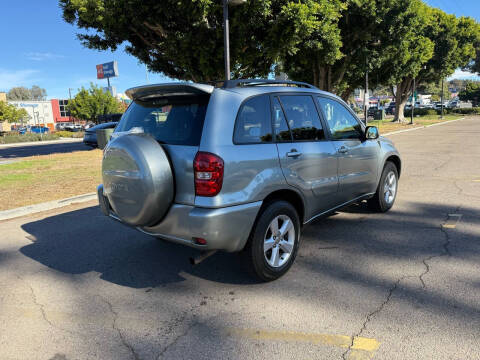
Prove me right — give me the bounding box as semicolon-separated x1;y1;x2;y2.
0;150;102;211
368;114;463;134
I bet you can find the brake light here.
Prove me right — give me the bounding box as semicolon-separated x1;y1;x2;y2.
194;152;224;196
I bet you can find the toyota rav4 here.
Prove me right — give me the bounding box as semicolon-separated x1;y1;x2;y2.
97;79;401;281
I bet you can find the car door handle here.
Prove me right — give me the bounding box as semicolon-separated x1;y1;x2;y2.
338;146;348;154
287;149;302;158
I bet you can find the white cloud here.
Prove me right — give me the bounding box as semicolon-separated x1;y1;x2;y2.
24;52;65;61
448;69;480;81
0;69;41;91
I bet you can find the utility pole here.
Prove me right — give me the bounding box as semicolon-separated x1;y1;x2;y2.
440;78;444;119
145;64;149;84
411;77;415;125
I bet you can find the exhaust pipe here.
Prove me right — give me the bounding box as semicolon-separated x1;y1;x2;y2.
189;250;217;265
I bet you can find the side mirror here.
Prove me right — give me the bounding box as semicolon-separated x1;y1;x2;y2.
365;126;379;140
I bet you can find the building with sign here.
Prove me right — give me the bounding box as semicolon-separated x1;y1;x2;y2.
9;101;55;130
7;99;75;131
51;99;71;123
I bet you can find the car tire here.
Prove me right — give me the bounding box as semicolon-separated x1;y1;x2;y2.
368;161;399;212
243;200;300;282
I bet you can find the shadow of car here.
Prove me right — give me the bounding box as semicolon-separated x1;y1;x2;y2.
83;122;118;148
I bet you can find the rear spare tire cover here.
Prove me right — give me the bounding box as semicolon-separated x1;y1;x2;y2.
102;133;174;226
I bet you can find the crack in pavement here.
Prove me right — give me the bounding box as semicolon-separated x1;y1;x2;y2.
26;281;55;328
341;208;459;359
419;211;456;289
16;274;81;336
341;276;409;360
156;320;197;359
98;295;141;360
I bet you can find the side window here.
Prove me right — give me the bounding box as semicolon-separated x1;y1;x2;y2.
316;97;363;140
278;95;325;141
233;95;272;144
272;97;292;141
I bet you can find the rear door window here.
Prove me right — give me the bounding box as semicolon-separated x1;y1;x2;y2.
115;95;209;146
278;95;325;141
233;95;273;144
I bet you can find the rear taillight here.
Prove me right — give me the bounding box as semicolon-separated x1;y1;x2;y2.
194;152;224;196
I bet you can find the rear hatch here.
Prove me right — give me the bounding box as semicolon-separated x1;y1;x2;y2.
114;83;213;206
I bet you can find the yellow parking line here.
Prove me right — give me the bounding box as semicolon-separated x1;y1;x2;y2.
473;179;480;182
226;328;380;357
442;214;462;229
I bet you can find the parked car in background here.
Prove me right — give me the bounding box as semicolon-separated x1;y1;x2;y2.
83;122;118;148
30;126;49;134
385;102;396;115
367;106;378;118
97;80;402;281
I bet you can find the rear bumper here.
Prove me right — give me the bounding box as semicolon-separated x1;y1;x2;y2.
97;184;262;252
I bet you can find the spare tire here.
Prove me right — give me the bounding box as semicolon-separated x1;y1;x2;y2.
102;133;174;226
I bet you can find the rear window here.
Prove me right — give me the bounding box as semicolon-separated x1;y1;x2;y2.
115;96;209;146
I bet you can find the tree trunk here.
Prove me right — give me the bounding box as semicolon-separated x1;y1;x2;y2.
340;86;354;102
393;78;413;123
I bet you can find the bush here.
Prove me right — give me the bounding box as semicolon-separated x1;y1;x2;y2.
451;107;480;115
55;130;85;138
403;108;437;116
0;132;59;144
436;108;451;115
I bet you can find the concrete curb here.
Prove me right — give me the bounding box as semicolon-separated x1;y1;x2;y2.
383;117;465;136
0;193;97;221
0;138;83;149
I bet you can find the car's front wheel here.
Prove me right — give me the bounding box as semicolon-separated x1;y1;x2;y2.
243;201;300;282
368;161;399;212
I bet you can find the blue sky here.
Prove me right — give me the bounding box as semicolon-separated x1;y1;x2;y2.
0;1;478;99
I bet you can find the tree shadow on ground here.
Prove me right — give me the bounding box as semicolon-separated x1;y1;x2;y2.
19;200;479;289
0;142;90;159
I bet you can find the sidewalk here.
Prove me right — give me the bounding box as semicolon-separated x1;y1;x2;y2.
0;137;83;149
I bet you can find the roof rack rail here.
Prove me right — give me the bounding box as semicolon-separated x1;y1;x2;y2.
207;79;317;89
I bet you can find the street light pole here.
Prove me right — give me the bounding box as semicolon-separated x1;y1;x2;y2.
223;0;246;81
441;78;444;119
410;77;415;125
364;57;369;125
223;0;231;81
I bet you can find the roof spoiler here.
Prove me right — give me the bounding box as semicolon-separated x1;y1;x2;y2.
125;82;214;101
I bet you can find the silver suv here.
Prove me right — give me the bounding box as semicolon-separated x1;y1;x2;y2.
97;80;401;281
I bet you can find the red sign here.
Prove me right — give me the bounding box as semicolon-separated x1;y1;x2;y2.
96;64;104;79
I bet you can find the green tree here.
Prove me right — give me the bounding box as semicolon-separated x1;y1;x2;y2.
0;101;29;125
417;80;450;102
59;0;342;82
7;87;31;101
6;85;48;101
458;80;480;106
68;83;123;122
30;85;47;100
281;0;431;100
392;10;479;121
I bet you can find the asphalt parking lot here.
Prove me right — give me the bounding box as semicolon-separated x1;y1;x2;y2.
1;117;479;360
0;141;89;160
